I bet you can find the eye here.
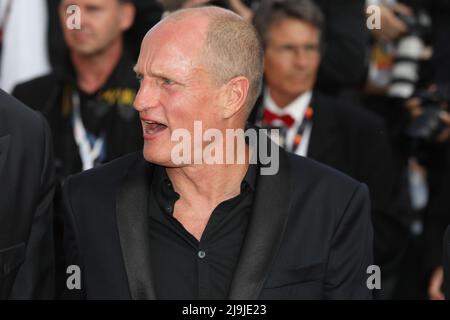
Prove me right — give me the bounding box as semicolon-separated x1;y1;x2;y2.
277;45;296;55
304;44;319;53
162;78;175;86
136;73;144;82
86;5;102;13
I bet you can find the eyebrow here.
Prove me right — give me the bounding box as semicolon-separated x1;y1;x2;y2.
133;65;175;81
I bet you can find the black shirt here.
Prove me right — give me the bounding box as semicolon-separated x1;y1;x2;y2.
148;164;257;300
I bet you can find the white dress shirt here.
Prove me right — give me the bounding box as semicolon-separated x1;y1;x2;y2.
263;89;313;157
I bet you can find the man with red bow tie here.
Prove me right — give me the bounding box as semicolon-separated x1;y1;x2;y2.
250;0;408;299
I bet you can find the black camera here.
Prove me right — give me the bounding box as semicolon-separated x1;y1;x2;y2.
406;84;450;145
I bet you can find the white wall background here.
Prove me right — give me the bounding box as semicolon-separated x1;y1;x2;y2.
0;0;50;93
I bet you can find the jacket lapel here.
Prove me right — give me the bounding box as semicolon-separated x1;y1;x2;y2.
116;134;292;300
0;135;10;177
228;134;292;299
116;156;157;300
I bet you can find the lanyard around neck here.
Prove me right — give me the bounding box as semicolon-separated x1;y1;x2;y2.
72;90;105;171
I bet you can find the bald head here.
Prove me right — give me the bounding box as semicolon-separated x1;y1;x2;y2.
143;7;264;112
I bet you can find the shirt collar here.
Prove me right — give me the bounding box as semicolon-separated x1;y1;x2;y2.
264;89;313;124
151;160;257;216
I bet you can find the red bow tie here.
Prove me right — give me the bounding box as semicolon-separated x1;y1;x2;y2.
262;108;295;128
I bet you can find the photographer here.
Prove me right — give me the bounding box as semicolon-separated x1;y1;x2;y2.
406;0;450;300
363;0;450;299
409;86;450;300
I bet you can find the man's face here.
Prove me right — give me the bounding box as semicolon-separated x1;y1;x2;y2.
133;20;225;166
59;0;131;56
264;18;321;105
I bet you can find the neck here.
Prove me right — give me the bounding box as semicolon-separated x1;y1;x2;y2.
166;144;251;208
167;163;248;207
270;89;306;109
71;38;123;94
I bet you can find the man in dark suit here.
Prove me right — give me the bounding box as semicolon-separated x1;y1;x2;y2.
13;0;143;295
228;0;370;100
0;90;55;299
251;0;407;299
62;6;373;299
13;0;142;181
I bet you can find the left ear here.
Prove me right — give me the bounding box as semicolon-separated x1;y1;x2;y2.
119;2;136;32
221;76;250;119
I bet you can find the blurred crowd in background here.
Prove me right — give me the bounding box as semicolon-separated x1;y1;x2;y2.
1;0;450;300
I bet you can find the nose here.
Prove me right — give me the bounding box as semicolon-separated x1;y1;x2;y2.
133;79;161;113
293;47;309;69
79;9;92;31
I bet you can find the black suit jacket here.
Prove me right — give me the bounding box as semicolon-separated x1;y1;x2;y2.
308;94;408;277
0;90;55;299
313;0;369;94
62;137;373;299
250;91;407;281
